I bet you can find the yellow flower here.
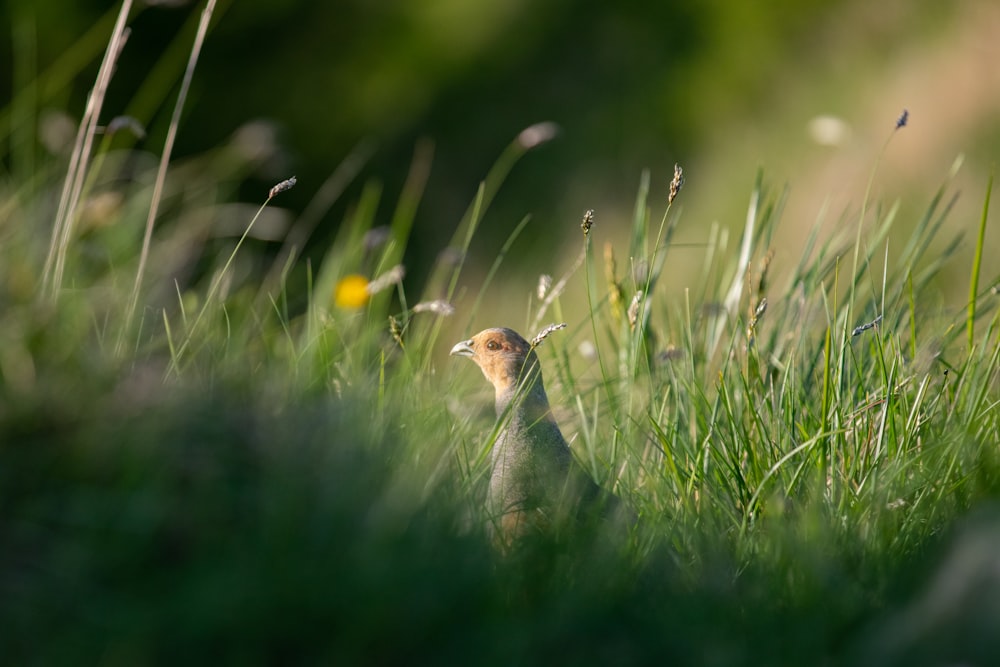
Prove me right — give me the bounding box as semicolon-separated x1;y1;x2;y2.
334;274;370;309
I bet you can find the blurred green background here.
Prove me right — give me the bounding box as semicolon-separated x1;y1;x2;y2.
4;0;998;325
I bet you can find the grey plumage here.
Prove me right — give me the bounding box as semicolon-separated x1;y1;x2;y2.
451;327;623;545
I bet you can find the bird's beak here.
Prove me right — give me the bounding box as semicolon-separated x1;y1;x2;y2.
449;339;475;357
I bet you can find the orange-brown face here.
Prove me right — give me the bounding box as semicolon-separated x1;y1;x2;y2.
449;328;533;393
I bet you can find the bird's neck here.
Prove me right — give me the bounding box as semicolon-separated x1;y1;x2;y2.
494;365;553;426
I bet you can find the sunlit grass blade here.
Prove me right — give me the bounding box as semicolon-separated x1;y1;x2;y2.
967;170;993;352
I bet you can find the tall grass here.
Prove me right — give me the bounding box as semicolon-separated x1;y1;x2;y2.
2;6;999;665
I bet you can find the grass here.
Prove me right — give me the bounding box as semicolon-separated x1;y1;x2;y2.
2;12;1000;666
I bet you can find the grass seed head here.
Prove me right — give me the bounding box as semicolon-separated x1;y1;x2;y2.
105;115;146;139
363;226;391;253
530;322;567;348
366;265;405;295
412;300;455;316
517;121;560;149
268;175;297;199
669;163;684;204
537;274;552;301
896;108;909;130
581;209;594;236
628;290;644;329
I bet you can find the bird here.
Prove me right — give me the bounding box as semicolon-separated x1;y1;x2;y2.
450;327;624;547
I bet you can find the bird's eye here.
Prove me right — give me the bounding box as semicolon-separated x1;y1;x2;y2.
486;340;501;351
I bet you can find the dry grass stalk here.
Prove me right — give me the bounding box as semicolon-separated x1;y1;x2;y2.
124;0;219;345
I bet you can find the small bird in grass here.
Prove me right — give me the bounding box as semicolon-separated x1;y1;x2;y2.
450;327;625;547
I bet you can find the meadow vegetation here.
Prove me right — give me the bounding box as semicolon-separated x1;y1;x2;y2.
2;6;1000;665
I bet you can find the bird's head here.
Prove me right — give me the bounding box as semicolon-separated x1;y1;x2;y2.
450;327;543;400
